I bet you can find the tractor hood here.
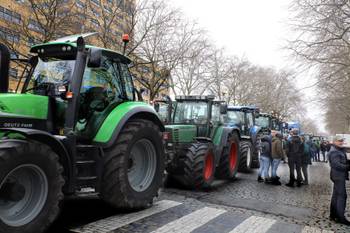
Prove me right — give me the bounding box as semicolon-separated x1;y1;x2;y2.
165;125;197;143
0;94;49;129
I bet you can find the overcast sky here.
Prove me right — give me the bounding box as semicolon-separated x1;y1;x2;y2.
168;0;325;133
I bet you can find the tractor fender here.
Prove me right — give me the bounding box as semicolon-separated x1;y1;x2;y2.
215;126;241;165
94;103;164;148
0;128;73;193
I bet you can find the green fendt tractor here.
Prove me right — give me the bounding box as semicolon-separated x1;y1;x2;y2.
0;35;165;233
163;95;241;189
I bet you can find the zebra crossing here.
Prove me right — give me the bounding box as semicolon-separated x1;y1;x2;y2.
70;200;334;233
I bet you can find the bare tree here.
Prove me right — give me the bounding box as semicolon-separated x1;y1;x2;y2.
288;0;350;133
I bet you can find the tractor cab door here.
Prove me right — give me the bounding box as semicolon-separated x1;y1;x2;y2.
209;103;222;138
76;59;133;141
246;111;254;137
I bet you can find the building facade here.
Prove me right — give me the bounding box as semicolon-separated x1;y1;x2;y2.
0;0;135;90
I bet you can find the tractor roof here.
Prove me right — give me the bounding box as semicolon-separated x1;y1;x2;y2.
30;41;131;64
175;95;215;102
228;105;259;112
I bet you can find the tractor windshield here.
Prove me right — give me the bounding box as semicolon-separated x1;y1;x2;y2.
174;101;208;124
226;111;241;125
256;116;269;128
24;58;74;93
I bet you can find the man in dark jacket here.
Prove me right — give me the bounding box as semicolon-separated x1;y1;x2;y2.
286;129;304;187
329;136;350;225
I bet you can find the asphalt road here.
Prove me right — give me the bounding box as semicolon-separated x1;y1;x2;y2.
47;162;350;233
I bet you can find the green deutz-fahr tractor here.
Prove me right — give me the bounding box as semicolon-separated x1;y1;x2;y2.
0;35;165;233
163;95;241;189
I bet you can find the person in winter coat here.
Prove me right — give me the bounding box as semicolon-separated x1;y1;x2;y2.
257;135;271;183
271;133;283;185
328;136;350;225
320;141;327;162
286;129;304;187
301;136;312;185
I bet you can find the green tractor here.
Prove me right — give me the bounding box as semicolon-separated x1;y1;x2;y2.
163;95;241;189
0;35;165;233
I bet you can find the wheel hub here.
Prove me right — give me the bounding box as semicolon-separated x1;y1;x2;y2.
204;153;214;181
127;139;157;192
0;181;26;202
229;143;238;171
0;164;48;227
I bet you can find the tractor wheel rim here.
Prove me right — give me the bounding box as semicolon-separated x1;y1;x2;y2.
0;164;48;227
128;139;157;192
246;146;251;167
229;143;238;171
204;153;214;181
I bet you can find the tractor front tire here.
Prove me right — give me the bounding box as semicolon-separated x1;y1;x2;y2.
100;119;164;209
178;143;215;189
0;140;64;233
216;132;240;179
238;140;253;173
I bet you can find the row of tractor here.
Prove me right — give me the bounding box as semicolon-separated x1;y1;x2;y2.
152;96;289;190
0;34;288;233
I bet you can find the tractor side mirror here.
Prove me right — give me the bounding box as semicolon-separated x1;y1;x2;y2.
154;102;160;112
220;104;228;114
87;48;102;68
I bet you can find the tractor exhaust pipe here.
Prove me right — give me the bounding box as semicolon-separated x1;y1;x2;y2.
0;43;10;93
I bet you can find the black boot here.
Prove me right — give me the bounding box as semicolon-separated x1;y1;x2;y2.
272;177;281;185
257;176;263;182
286;181;294;187
336;218;350;226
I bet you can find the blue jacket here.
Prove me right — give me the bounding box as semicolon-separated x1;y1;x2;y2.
328;145;349;181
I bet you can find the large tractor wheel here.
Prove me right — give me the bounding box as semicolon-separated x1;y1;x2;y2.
178;143;215;189
0;140;64;233
238;140;253;173
100;119;164;209
216;132;240;179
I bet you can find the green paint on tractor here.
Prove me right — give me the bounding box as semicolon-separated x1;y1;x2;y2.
212;126;224;146
165;125;197;143
0;94;48;119
93;101;156;143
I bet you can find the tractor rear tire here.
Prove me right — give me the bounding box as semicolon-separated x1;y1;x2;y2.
216;132;240;179
0;140;64;233
238;140;253;173
100;119;164;210
177;143;215;189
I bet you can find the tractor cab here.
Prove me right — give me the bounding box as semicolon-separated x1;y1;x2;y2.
225;106;259;137
2;36;137;142
153;96;174;124
169;95;226;139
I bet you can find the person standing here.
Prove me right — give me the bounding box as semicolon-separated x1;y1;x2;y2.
315;139;321;162
320;141;327;162
271;133;283;185
301;136;312;185
329;136;350;225
257;135;271;183
286;129;304;187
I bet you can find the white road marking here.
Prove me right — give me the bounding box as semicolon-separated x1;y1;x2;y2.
70;200;182;233
302;226;334;233
228;216;276;233
150;207;226;233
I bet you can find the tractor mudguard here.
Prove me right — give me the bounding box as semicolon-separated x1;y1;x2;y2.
215;126;240;165
93;102;164;148
0;127;73;193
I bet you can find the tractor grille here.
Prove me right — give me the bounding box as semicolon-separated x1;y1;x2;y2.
173;129;179;143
